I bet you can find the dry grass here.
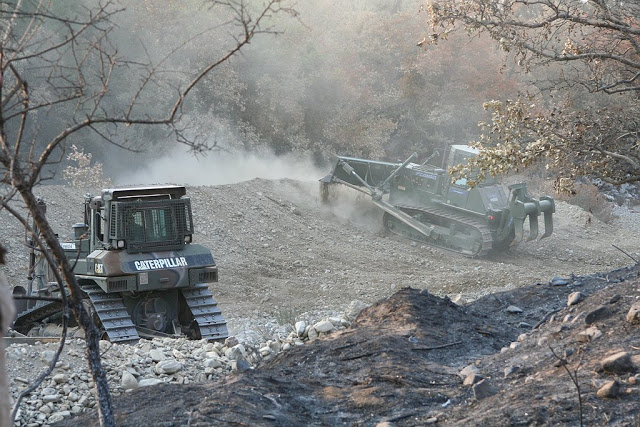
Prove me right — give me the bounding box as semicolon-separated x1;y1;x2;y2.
350;387;384;407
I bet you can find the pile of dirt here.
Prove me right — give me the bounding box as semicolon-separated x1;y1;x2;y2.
62;264;640;426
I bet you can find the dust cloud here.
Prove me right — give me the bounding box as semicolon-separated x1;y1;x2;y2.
116;148;326;187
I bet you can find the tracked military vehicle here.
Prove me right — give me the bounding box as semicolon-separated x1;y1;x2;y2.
12;185;228;343
320;145;555;257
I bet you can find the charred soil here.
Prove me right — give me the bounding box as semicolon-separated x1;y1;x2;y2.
63;264;640;426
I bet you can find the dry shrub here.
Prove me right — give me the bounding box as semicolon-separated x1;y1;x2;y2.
63;145;112;188
523;168;615;224
565;183;616;224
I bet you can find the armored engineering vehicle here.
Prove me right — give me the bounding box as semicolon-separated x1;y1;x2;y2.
320;145;555;257
12;185;228;343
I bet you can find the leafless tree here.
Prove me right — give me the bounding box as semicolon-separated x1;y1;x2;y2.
0;0;295;425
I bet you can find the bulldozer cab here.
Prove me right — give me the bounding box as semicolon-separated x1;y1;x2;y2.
446;145;498;187
82;185;194;254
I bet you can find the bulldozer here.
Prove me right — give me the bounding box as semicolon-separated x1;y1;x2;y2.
11;185;228;343
320;145;555;257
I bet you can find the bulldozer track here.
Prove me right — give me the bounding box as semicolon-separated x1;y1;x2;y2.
12;300;64;335
82;283;140;344
181;284;229;341
387;204;493;257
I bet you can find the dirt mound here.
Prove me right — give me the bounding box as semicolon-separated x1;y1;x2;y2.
60;264;640;426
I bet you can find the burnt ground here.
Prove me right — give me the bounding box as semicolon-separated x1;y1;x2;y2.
62;263;640;426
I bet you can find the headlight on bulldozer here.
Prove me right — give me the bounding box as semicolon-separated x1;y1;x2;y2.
184;235;192;244
117;240;126;249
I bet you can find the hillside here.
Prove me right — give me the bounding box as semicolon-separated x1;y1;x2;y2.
1;178;640;425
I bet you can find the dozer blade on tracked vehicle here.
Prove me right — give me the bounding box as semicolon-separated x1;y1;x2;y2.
320;145;555;257
11;185;228;344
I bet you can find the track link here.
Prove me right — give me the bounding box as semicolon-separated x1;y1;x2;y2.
387;204;493;257
181;284;228;341
12;300;64;335
82;284;139;344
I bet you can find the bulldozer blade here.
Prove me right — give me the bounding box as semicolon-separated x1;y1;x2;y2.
339;160;379;198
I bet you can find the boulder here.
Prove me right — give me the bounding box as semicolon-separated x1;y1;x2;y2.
596;380;620;399
627;302;640;324
600;352;636;374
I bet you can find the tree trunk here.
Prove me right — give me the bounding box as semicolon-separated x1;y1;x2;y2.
1;245;16;427
17;190;115;426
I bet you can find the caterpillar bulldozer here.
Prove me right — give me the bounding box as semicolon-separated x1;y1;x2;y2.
11;185;228;344
320;145;555;257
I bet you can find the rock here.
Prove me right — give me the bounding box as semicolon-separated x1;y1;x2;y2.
567;292;583;306
536;336;549;347
53;373;68;384
596;380;620;399
463;373;484;386
627;302;640;324
204;358;223;369
504;366;520;377
121;371;139;391
518;322;533;329
295;321;306;337
506;305;523;314
48;412;68;424
138;378;163;387
472;379;497;400
609;294;622;304
225;344;246;361
600;352;636;374
231;357;251;373
307;327;319;340
43;395;60;403
584;306;611;324
576;326;602;342
41;387;57;397
172;348;187;359
268;340;281;353
328;317;343;327
224;336;239;348
313;320;334;333
551;277;569;286
458;364;479;379
259;346;272;357
155;359;183;375
149;349;166;362
344;300;368;321
41;350;56;364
